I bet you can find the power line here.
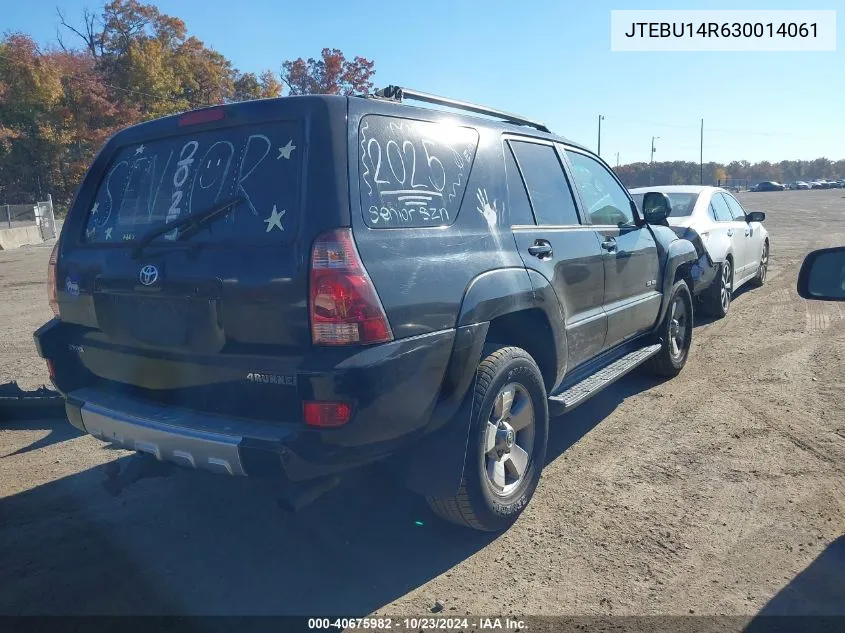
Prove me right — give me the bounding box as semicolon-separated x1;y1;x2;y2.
607;115;694;130
705;127;799;138
605;114;801;138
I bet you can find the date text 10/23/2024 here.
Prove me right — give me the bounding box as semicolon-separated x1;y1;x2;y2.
307;617;526;630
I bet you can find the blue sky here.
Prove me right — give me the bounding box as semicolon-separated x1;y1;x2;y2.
5;0;843;164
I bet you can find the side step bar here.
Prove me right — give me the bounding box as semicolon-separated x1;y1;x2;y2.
548;343;661;413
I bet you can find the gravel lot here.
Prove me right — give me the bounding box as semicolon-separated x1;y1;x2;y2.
1;191;843;620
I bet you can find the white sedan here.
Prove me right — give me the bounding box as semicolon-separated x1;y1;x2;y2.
630;186;770;318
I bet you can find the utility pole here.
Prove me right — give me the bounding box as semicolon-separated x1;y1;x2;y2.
700;119;704;185
616;152;620;168
650;136;660;186
597;115;605;157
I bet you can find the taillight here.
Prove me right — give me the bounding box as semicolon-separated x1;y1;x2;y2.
303;401;353;427
309;229;393;345
47;241;59;316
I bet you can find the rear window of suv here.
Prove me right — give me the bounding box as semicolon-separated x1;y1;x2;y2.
81;121;301;245
358;115;479;228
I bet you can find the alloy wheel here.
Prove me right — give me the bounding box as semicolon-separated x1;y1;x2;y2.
669;295;689;360
721;261;732;312
759;243;768;283
483;383;535;496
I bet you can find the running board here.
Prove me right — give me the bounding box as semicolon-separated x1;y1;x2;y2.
548;343;661;413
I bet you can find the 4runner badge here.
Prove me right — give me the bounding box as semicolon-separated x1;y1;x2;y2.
246;372;296;386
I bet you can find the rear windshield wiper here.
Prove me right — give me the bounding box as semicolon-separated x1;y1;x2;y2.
130;196;243;260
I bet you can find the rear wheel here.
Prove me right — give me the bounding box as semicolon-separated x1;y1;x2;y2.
750;240;769;287
701;258;732;318
647;280;693;377
426;345;548;532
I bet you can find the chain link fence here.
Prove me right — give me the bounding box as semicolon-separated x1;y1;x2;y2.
1;195;58;241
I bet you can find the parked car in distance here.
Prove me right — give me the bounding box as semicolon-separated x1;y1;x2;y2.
34;86;700;532
630;185;770;319
751;181;785;192
791;181;810;190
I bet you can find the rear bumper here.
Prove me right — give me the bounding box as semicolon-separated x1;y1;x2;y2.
35;319;476;482
68;388;249;476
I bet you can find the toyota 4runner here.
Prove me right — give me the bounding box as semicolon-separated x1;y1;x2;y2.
35;86;699;531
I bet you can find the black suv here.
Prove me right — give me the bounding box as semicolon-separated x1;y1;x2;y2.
35;86;697;532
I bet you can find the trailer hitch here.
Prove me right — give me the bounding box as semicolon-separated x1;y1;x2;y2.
102;452;175;497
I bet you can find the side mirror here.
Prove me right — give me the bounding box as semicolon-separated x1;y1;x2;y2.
797;247;845;301
746;211;766;223
641;191;672;224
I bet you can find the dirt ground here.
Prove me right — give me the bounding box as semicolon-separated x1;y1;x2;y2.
1;191;843;621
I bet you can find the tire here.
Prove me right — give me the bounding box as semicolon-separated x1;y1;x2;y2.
426;345;549;532
647;280;693;378
749;240;769;287
700;258;732;318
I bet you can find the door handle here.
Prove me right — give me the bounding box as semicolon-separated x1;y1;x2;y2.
527;240;553;258
745;228;751;236
726;229;734;237
601;237;617;251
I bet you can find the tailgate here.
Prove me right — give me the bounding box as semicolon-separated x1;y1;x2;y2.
53;97;350;419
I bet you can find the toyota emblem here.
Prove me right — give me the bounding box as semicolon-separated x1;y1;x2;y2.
139;264;159;286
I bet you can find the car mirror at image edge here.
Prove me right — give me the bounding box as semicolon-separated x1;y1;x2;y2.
797;247;845;301
641;191;672;224
746;211;766;223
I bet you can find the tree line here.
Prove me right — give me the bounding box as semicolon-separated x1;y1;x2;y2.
0;0;375;207
2;1;841;208
614;158;844;189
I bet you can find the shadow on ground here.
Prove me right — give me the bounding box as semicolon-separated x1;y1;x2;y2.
742;536;845;632
0;416;82;457
0;368;664;616
0;382;64;425
751;536;845;618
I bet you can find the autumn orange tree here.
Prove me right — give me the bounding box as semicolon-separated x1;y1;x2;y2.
58;0;283;117
0;0;375;207
0;33;138;203
282;48;375;96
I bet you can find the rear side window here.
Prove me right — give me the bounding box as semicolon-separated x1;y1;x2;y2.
358;115;479;228
504;143;534;226
710;193;733;222
722;193;747;220
82;122;301;245
509;141;580;226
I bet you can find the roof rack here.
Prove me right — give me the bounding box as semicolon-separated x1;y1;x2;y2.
372;85;550;133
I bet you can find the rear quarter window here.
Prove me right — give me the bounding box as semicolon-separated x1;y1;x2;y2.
81;121;301;245
358;115;479;228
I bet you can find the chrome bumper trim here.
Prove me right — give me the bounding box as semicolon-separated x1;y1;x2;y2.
75;390;246;477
